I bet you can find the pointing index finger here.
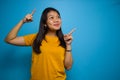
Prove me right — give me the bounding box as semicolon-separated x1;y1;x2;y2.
31;9;36;16
68;28;76;35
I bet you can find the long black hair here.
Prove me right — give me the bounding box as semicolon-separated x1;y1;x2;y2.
32;7;66;54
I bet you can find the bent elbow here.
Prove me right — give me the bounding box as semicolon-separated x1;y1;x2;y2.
65;63;72;70
65;66;72;70
4;38;11;44
4;38;8;43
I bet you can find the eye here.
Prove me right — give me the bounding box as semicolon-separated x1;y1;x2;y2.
58;16;61;18
49;16;54;19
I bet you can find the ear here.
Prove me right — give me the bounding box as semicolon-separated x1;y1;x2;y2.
44;24;47;27
44;24;47;30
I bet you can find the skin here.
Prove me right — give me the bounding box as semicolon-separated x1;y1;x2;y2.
47;11;61;31
46;11;61;36
5;9;73;70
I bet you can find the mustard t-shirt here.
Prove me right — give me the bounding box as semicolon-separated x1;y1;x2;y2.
23;34;66;80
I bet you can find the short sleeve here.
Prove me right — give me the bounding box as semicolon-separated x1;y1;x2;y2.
23;34;37;46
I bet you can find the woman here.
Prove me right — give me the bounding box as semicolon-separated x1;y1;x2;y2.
5;7;73;80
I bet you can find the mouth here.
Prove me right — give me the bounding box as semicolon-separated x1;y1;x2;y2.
53;24;60;27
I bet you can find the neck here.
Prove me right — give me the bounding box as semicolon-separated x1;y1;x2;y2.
46;30;57;36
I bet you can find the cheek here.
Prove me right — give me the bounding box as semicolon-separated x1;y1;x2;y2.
47;20;53;26
59;19;62;24
50;20;54;23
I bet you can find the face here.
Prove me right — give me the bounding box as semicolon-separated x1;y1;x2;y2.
46;11;61;31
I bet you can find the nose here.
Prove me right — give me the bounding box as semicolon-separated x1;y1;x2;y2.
54;17;60;22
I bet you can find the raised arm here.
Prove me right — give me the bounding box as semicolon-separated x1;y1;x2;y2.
4;9;35;46
64;28;76;70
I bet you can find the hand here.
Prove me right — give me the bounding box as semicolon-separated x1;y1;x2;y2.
64;28;76;45
23;9;36;23
64;34;73;45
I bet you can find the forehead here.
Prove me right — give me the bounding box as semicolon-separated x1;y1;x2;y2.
47;11;59;17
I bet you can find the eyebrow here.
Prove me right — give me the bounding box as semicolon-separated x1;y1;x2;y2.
48;15;54;17
48;14;60;17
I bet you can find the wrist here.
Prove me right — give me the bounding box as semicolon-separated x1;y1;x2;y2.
21;19;25;24
66;44;71;47
66;49;72;52
22;18;26;24
66;44;71;51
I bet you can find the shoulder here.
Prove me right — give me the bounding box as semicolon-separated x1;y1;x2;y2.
23;33;37;46
23;33;37;39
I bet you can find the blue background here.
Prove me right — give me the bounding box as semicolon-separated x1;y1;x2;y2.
0;0;120;80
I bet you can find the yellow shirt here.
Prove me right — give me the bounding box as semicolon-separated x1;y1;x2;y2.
23;34;66;80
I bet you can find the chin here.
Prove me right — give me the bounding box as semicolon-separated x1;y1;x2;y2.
55;27;61;30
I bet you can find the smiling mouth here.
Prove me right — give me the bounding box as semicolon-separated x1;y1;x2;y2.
53;24;60;27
